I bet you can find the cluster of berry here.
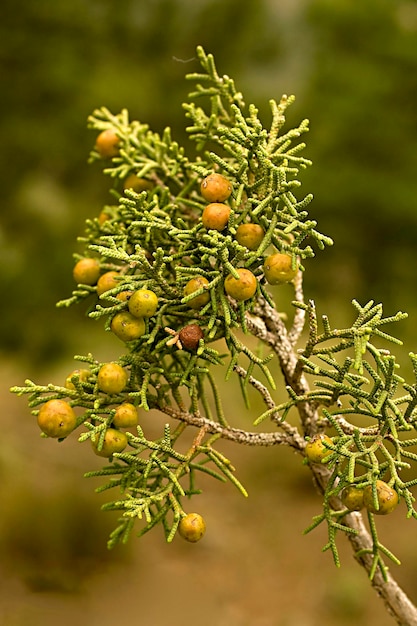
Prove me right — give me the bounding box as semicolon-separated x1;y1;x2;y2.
23;121;311;543
305;434;399;515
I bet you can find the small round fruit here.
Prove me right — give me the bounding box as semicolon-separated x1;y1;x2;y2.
235;223;265;250
341;486;365;511
123;174;154;193
98;210;111;226
113;403;138;429
73;258;101;286
97;363;128;394
202;203;231;231
200;173;232;203
116;290;133;302
304;434;333;463
95;129;120;159
263;253;298;285
111;312;146;342
37;399;77;438
179;324;204;351
128;289;158;318
183;276;210;309
178;513;206;543
363;480;399;515
65;368;90;391
96;271;120;296
91;428;128;457
224;268;257;301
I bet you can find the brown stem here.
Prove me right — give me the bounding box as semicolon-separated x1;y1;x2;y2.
160;405;304;451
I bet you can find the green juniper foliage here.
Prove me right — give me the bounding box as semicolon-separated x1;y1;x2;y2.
11;47;417;577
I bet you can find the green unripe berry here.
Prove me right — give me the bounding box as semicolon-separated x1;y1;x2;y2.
200;173;232;202
304;434;333;463
235;223;265;250
111;312;146;342
363;480;399;515
178;513;206;543
341;485;365;511
263;253;298;285
37;399;77;438
202;203;231;231
91;428;128;457
113;403;139;429
97;363;128;394
224;268;257;301
73;258;101;286
183;276;210;309
128;289;158;318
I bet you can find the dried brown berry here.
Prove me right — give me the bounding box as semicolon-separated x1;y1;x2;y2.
179;324;204;351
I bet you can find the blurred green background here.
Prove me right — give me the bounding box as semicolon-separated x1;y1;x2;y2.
2;1;417;624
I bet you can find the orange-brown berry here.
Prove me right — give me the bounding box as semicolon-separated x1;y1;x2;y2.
183;276;210;309
113;403;138;429
91;428;128;457
341;486;365;511
73;258;101;286
37;399;77;438
123;174;154;193
304;434;333;463
202;203;231;231
263;253;298;285
111;312;146;342
97;363;128;394
178;513;206;542
224;268;257;301
200;173;232;202
95;129;120;159
96;271;120;296
235;223;265;250
363;480;399;515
